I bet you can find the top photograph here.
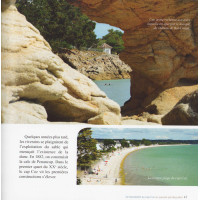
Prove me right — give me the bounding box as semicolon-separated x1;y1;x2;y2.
2;0;198;125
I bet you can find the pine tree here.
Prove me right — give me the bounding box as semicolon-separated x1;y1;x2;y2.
103;139;116;150
77;128;98;168
120;139;130;148
16;0;97;52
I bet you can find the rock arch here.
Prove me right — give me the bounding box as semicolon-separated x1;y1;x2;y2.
67;0;198;115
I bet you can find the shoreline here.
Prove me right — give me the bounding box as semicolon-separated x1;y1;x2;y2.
119;148;140;185
79;144;190;185
119;144;190;185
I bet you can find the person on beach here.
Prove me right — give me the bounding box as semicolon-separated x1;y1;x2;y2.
115;178;117;184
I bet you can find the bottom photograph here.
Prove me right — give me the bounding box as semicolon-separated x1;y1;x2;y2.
77;127;198;186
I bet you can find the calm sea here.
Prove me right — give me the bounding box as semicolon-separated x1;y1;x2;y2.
123;145;198;186
94;79;131;106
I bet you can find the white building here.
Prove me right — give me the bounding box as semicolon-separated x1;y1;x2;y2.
100;43;112;54
114;140;121;148
96;142;104;150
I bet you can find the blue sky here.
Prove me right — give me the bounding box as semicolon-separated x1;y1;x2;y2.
94;22;124;38
91;128;198;140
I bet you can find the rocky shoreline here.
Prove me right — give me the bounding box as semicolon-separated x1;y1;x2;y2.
59;49;131;80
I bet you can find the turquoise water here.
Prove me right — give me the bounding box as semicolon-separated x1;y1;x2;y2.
94;79;131;106
123;145;198;186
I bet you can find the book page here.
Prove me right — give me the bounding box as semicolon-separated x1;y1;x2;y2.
1;0;199;199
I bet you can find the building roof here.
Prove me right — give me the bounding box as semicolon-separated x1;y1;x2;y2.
100;43;113;49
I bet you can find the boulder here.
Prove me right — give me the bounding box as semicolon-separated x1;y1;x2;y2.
143;84;198;115
147;115;163;124
1;0;121;124
122;84;197;119
2;101;47;124
161;90;198;125
88;112;122;125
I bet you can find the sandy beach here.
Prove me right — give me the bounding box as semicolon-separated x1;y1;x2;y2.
79;144;189;185
80;145;152;185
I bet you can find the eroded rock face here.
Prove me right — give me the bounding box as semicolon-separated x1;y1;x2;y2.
161;90;198;125
59;50;131;80
1;0;121;124
141;84;198;115
121;84;197;124
2;100;48;124
68;0;198;114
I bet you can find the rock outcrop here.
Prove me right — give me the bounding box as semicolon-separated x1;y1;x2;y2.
161;90;198;125
122;84;197;124
1;0;121;124
59;50;131;80
140;84;198;115
68;0;198;115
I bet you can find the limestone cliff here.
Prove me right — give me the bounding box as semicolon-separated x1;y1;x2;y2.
59;50;131;80
1;0;121;124
68;0;198;114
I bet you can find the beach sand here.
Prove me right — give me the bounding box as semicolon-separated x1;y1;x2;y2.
80;146;151;185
